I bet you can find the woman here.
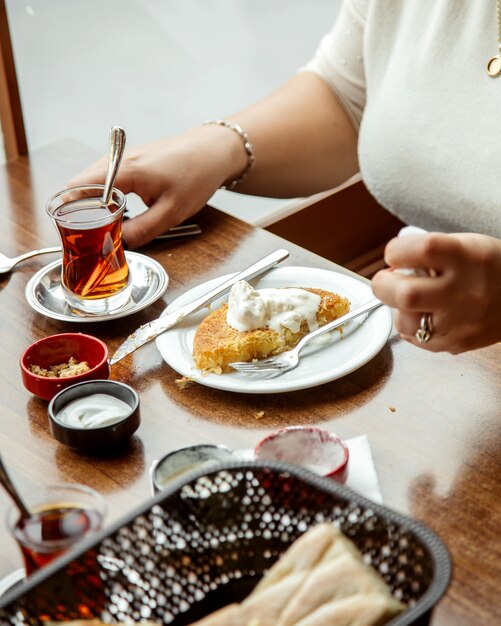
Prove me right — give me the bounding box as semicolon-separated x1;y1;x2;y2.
71;0;501;355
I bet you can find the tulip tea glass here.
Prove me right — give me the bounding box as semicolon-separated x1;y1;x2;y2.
46;185;131;315
7;483;106;576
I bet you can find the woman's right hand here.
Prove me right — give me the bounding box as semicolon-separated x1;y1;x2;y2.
372;232;501;354
69;125;247;249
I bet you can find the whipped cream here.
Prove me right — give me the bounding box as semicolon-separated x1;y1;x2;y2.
56;393;131;429
226;280;321;333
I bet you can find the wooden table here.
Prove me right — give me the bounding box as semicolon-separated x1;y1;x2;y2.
0;142;499;625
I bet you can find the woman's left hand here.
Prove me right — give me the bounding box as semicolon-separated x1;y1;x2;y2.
371;232;501;354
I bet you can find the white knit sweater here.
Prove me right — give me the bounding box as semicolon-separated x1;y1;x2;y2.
305;0;501;237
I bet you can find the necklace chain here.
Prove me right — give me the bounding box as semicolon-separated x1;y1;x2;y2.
498;0;501;52
487;0;501;76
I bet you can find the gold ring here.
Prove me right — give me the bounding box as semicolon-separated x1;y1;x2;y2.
415;313;434;344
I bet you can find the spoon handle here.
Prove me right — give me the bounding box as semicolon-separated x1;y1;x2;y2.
102;126;126;206
0;453;31;520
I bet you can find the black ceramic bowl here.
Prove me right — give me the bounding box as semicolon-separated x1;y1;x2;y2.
48;380;140;451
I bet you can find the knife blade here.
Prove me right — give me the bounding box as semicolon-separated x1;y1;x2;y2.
109;248;290;364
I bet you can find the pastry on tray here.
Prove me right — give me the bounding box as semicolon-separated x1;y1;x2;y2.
190;523;404;626
48;525;403;626
193;280;350;374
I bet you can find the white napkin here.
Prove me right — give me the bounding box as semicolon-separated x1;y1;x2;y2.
398;225;428;237
238;434;382;504
396;225;429;276
343;435;382;504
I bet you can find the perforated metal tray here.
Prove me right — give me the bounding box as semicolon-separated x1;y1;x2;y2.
0;461;451;625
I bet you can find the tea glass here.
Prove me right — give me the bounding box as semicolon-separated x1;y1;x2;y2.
46;184;131;315
6;483;106;576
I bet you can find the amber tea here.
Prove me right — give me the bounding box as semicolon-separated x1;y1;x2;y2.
7;483;106;576
13;504;103;576
55;204;128;298
47;185;130;315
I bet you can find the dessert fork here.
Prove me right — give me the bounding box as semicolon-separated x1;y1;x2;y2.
229;298;383;378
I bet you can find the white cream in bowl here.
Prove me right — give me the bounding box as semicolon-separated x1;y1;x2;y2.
55;393;131;429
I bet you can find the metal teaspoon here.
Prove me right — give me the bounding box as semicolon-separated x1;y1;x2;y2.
101;126;126;207
0;452;31;521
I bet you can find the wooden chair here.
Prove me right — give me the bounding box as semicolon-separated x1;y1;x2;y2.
0;0;27;159
265;180;405;278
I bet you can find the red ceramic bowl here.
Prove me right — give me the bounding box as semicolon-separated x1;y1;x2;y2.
20;333;110;401
255;426;349;483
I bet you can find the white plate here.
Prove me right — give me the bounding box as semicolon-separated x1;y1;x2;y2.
155;266;392;394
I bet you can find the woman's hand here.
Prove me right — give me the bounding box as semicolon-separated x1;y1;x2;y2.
372;232;501;354
69;125;247;249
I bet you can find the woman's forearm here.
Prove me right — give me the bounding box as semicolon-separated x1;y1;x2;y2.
69;72;359;249
217;71;359;198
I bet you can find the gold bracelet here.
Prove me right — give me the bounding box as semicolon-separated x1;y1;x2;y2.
202;119;255;190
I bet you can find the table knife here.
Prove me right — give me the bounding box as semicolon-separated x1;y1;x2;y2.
109;248;290;364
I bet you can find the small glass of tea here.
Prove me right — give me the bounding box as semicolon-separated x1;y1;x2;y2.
6;482;106;576
46;184;131;315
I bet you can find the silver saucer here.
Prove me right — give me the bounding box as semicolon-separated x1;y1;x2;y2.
25;251;169;322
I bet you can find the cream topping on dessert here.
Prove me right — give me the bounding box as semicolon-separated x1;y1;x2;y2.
226;280;321;333
56;393;130;429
